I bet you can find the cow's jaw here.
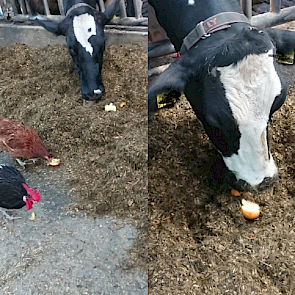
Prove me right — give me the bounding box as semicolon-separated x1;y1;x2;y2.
223;123;277;186
218;49;282;187
73;13;97;55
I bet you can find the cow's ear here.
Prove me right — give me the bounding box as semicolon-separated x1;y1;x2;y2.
265;28;295;54
148;59;188;113
35;17;69;36
101;0;120;25
57;18;70;35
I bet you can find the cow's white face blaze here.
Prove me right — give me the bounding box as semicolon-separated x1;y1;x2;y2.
73;14;97;55
35;0;120;103
218;49;282;186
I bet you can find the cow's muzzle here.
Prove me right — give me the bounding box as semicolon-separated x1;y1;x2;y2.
83;88;104;106
233;175;279;193
210;157;279;193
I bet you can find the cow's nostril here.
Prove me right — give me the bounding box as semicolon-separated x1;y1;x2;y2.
84;90;103;101
258;175;279;190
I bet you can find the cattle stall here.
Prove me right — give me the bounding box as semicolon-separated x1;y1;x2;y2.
148;0;295;60
0;0;147;48
0;0;147;24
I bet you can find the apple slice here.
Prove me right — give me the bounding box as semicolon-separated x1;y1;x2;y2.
47;158;61;167
241;199;261;220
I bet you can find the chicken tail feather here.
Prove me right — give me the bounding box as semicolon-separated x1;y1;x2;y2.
22;183;41;202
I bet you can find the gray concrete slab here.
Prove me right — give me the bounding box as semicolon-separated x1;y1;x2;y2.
0;153;148;295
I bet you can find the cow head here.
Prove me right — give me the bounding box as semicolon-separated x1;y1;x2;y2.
36;0;119;105
149;27;294;191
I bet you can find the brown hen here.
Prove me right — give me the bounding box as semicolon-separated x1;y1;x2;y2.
0;117;51;166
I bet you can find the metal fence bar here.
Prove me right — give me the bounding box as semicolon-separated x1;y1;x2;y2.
251;5;295;27
119;0;127;18
42;0;50;15
270;0;281;13
98;0;105;12
0;0;148;26
18;0;27;14
24;0;32;14
133;0;142;19
240;0;252;19
57;0;64;15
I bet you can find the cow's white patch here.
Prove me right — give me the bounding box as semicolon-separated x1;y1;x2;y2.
218;49;282;186
188;0;195;4
94;89;102;95
73;14;97;55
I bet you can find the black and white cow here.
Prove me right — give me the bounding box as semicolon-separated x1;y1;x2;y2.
36;0;119;105
149;0;295;190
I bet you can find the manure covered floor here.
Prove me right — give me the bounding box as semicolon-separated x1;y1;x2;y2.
149;88;295;294
148;25;295;295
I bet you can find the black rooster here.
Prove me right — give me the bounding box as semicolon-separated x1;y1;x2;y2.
0;165;41;220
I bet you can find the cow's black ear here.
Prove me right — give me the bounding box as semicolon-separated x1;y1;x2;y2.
270;79;288;117
265;28;295;54
35;18;59;34
148;59;188;113
102;0;120;25
35;17;68;36
57;17;70;36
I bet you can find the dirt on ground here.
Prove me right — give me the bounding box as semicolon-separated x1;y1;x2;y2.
0;43;148;268
149;87;295;294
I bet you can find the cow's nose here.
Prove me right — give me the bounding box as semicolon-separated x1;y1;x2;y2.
93;89;103;97
83;88;104;106
233;175;279;193
87;88;103;99
93;89;102;96
257;175;279;191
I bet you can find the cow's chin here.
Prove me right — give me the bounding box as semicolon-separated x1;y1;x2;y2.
82;92;104;106
83;99;97;106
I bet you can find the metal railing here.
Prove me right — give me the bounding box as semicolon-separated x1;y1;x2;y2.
241;0;282;19
148;0;295;59
0;0;147;26
241;0;295;27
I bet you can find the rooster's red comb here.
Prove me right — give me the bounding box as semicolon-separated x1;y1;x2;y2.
22;183;41;202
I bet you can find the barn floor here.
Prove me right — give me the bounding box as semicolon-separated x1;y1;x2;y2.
0;43;148;293
149;88;295;294
148;15;295;293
